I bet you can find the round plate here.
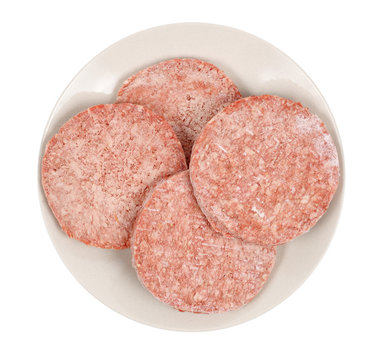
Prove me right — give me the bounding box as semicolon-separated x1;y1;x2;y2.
38;23;344;331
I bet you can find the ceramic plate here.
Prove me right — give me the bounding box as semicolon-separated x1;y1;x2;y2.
38;23;344;331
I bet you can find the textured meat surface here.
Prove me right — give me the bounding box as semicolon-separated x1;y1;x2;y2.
132;171;276;313
190;95;340;246
116;58;242;162
42;103;186;249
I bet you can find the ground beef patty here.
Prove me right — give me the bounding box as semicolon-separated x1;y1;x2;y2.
132;171;276;313
42;103;186;249
190;95;339;246
116;58;242;162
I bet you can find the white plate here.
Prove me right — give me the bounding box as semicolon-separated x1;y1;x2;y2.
38;23;344;331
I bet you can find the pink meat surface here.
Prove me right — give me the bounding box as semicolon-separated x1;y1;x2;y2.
132;171;276;313
42;103;186;249
190;95;340;246
116;58;242;162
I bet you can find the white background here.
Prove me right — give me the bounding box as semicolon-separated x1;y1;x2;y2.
1;1;384;359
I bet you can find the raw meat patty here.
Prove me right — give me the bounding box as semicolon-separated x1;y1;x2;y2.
190;95;340;246
132;171;276;313
116;58;242;162
42;103;186;249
